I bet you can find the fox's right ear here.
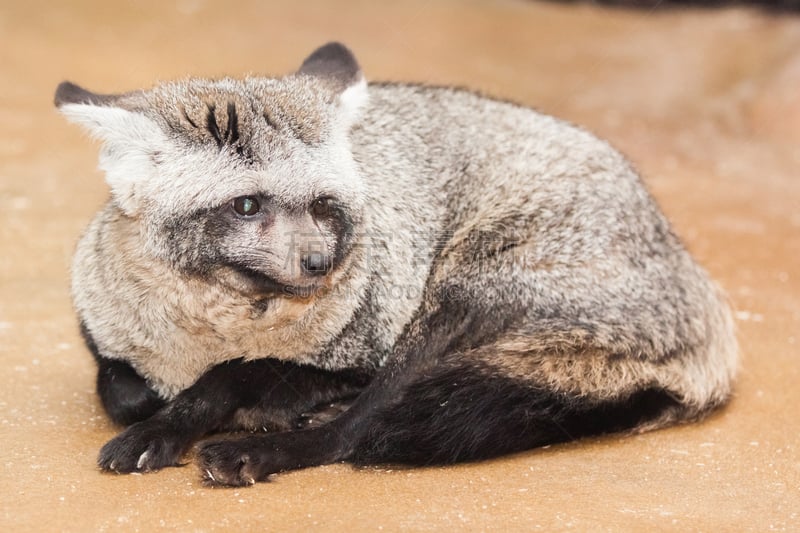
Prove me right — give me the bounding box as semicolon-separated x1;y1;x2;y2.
55;81;166;215
297;43;368;131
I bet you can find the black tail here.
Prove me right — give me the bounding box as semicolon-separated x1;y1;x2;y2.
350;361;681;466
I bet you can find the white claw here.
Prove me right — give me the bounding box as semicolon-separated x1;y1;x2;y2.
205;469;216;483
136;450;151;470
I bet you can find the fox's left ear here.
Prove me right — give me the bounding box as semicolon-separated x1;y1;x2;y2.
54;81;166;215
54;81;162;146
297;42;368;128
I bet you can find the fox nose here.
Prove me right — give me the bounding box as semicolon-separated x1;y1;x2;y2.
301;252;332;276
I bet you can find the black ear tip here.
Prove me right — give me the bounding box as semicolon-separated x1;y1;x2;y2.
54;81;118;108
317;41;355;59
54;81;88;107
298;42;362;88
313;42;355;60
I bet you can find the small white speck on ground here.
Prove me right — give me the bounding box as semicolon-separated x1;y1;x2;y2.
11;197;31;210
735;310;764;322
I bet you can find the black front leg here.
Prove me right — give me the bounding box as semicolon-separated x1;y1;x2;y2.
197;354;436;485
81;322;165;426
197;298;490;485
98;358;370;473
96;357;166;426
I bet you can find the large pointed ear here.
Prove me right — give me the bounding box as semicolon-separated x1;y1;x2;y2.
54;81;166;215
297;42;368;127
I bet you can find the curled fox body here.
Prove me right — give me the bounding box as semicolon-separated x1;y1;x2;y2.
56;43;736;485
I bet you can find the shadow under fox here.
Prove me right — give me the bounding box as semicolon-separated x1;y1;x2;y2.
56;42;737;486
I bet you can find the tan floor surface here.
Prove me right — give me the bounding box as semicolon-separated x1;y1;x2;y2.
1;0;799;531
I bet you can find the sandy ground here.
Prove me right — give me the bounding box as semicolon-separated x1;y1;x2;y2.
1;0;799;531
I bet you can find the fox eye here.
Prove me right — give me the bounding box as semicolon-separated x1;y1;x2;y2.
232;196;260;217
310;196;334;218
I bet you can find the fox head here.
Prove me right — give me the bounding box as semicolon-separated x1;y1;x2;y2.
56;43;369;297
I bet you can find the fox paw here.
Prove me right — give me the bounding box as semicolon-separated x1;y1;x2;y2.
98;420;188;473
198;434;316;487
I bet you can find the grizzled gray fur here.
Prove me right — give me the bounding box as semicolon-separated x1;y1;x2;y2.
55;43;736;486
